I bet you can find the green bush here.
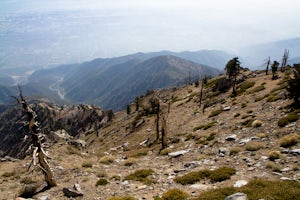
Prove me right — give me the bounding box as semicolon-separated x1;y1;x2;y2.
194;121;216;131
236;81;255;96
278;113;299;127
161;189;189;200
193;179;300;200
174;166;235;185
174;170;210;185
82;161;93;168
208;167;236;182
267;95;284;102
209;110;223;118
124;169;155;184
95;178;109;186
247;85;265;94
109;196;137;200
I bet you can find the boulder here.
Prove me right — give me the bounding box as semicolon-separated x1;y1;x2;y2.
226;134;237;141
251;120;263;127
225;192;248;200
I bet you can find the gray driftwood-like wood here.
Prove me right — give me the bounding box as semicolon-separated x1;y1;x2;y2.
12;86;57;187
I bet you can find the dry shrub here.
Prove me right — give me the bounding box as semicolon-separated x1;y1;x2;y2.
124;169;156;184
82;161;93;168
100;155;115;164
268;150;281;161
194;179;300;200
279;133;299;147
109;196;137;200
245;141;264;151
161;188;189;200
123;158;138;166
229;147;242;155
266;161;281;172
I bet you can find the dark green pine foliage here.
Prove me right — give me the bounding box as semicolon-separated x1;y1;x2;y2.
287;64;300;105
225;57;240;95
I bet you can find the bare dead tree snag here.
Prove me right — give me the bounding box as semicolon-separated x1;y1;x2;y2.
281;49;289;72
151;95;160;142
160;113;167;152
151;94;168;152
265;57;270;75
12;85;57;187
199;78;204;108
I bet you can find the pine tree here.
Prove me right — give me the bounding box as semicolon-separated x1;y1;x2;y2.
271;61;279;80
225;57;240;95
287;64;300;105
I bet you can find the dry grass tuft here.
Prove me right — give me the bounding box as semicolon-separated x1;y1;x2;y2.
279;133;299;147
100;155;115;165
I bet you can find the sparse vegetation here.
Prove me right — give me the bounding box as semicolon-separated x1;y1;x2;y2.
194;121;216;130
268;150;281;161
161;189;189;200
247;85;265;94
100;155;115;164
266;161;282;172
278;111;300;127
109;196;137;200
82;161;93;168
95;178;109;186
18;184;38;198
124;169;155;184
209;109;223;118
279;133;299;147
229;147;242;155
245;141;264;151
193;179;300;200
233;113;240;118
123;158;138;166
236;81;255;96
110;175;121;181
241;102;247;108
174;166;235;185
159;148;172;156
2;171;16;178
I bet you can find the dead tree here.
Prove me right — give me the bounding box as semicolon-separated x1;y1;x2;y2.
265;57;270;75
151;94;168;152
281;49;289;72
199;78;204;108
160;112;167;151
12;86;57;187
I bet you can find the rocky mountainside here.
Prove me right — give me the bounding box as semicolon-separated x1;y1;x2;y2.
0;101;113;159
0;69;299;200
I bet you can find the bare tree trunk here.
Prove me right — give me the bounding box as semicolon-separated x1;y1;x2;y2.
266;57;270;75
160;113;167;151
199;80;204;108
154;97;160;141
12;86;57;187
281;49;289;72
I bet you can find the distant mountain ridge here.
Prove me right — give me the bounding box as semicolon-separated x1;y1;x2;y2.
239;38;300;68
16;53;222;110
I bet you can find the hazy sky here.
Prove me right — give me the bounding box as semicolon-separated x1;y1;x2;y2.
1;0;300;66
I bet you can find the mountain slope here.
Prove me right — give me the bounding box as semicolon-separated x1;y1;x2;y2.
0;69;299;199
64;55;221;110
24;54;221;110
